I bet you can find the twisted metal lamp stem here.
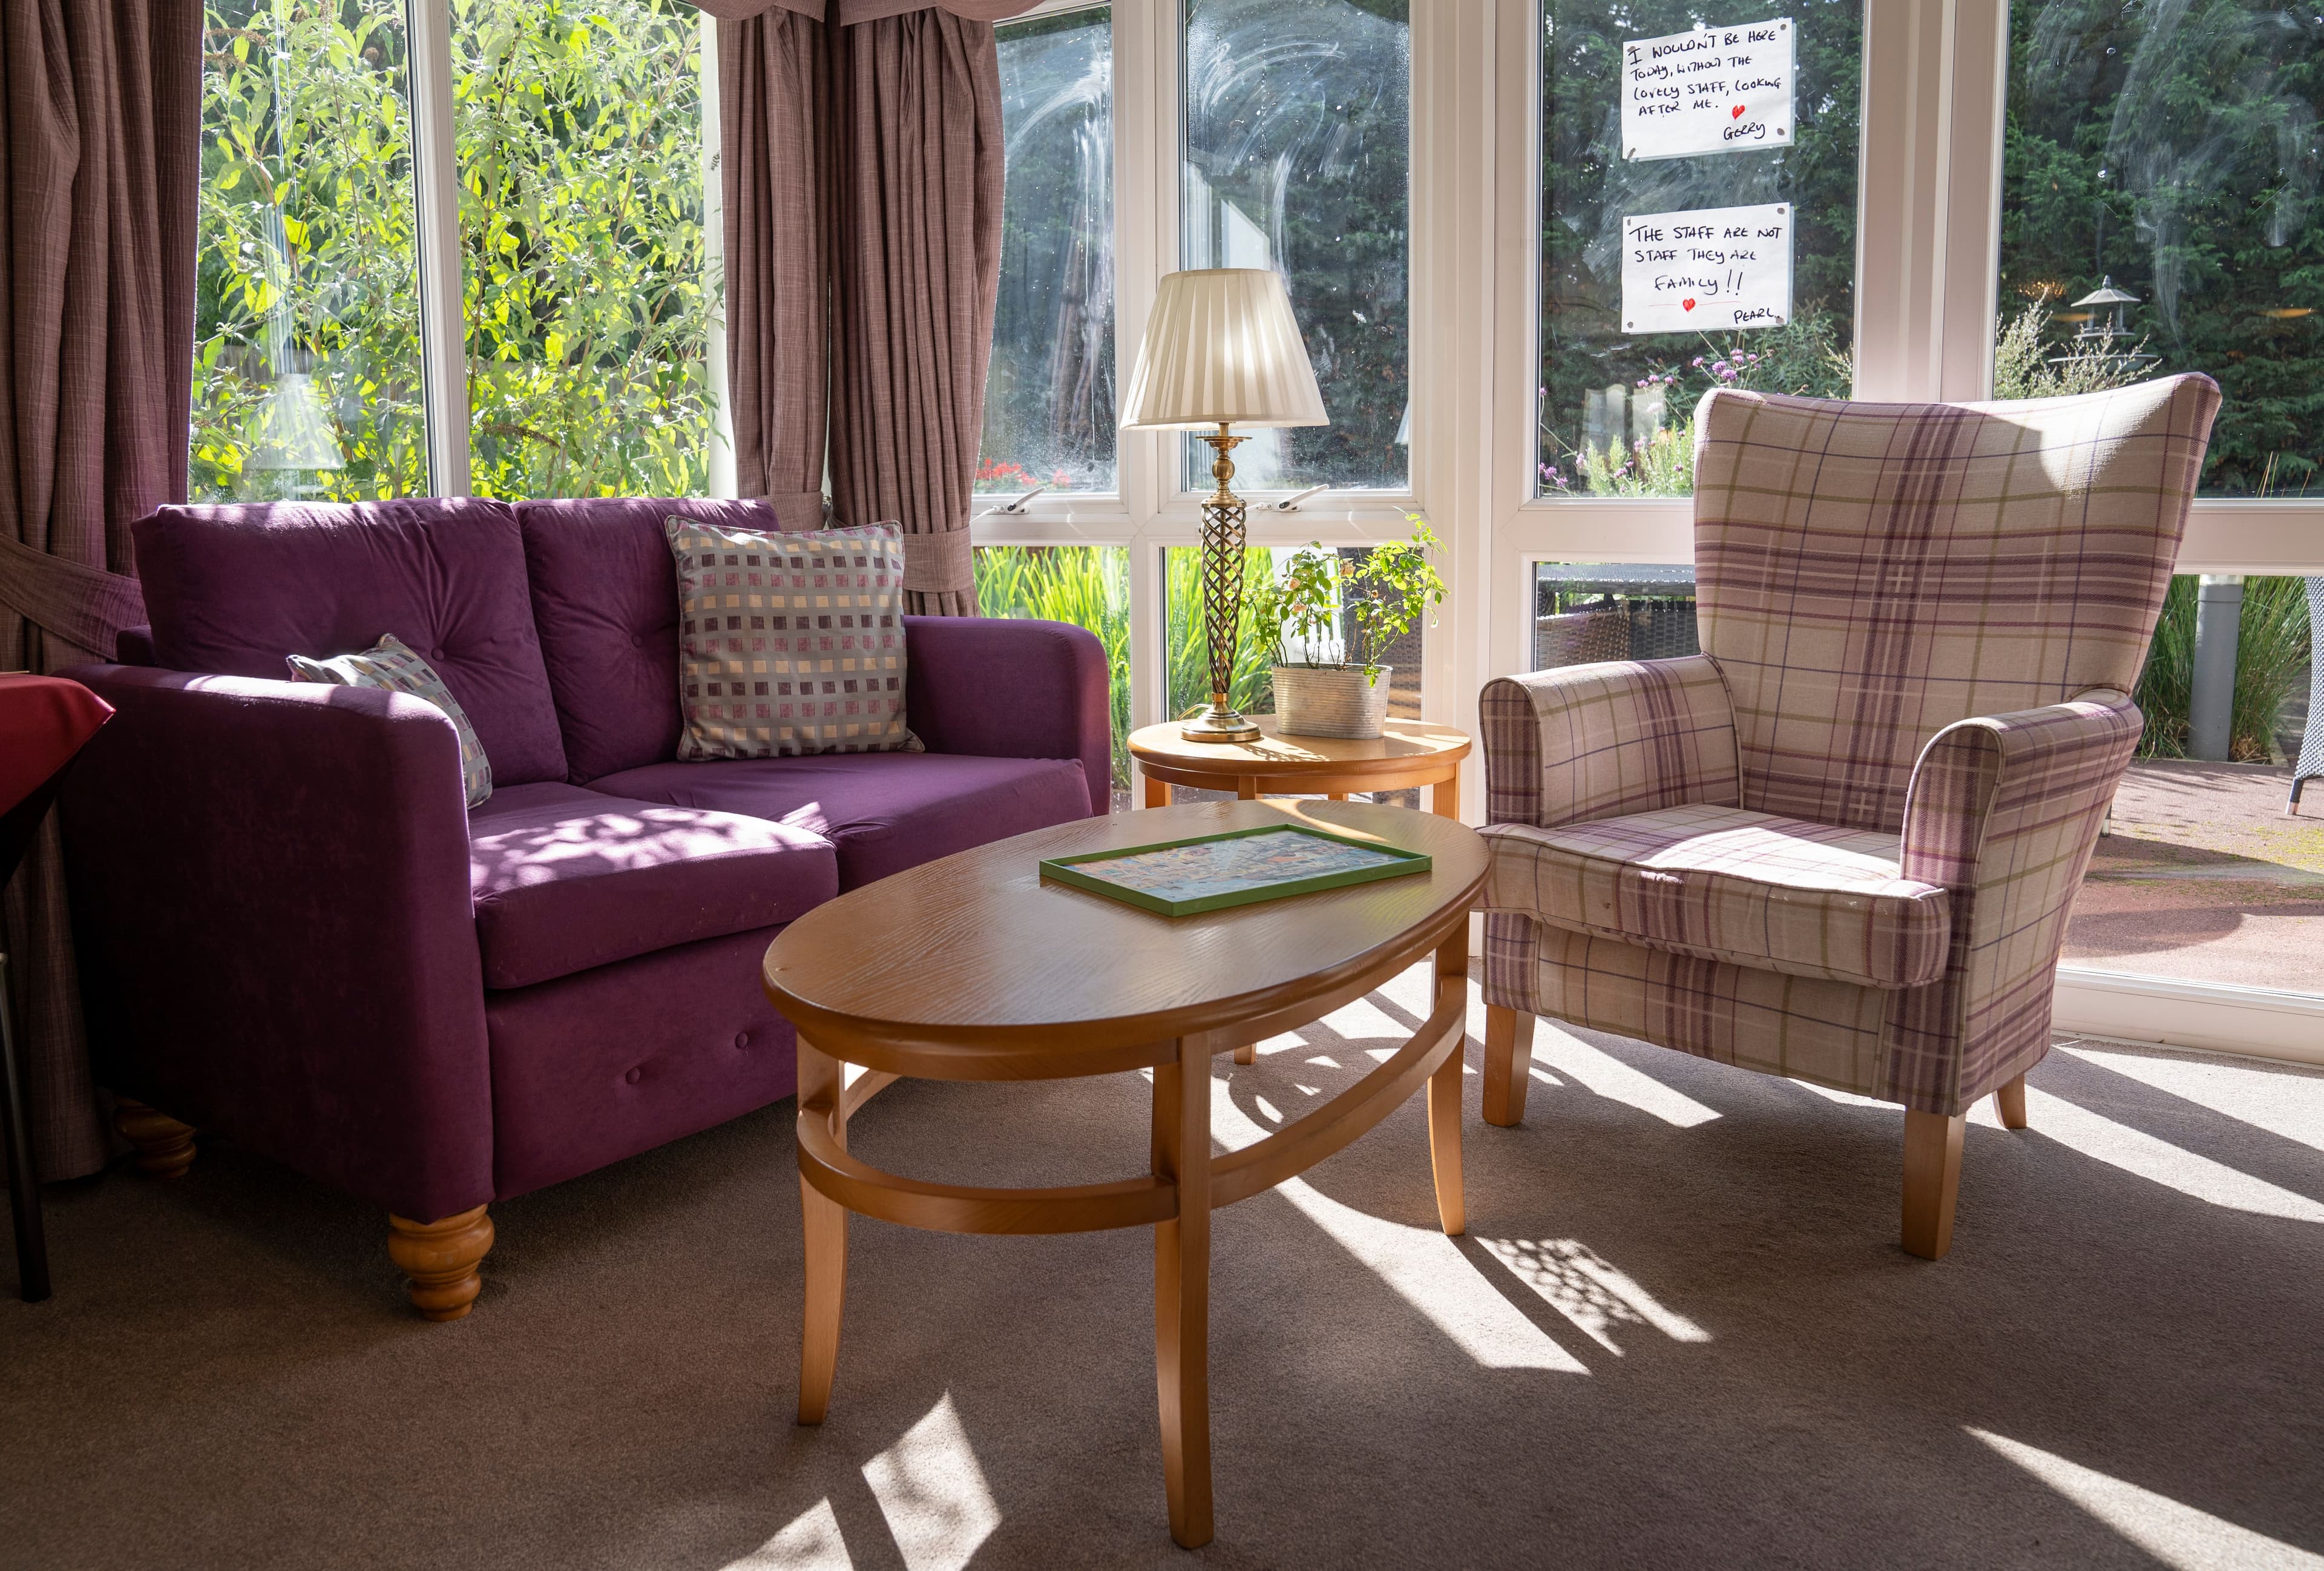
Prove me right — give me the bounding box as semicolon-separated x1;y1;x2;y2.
1184;423;1261;743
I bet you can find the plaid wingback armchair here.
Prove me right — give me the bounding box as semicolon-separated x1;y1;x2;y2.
1478;375;2220;1259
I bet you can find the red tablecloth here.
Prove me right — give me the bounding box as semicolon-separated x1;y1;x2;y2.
0;674;114;822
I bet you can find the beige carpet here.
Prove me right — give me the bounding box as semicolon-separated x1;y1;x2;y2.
5;967;2322;1570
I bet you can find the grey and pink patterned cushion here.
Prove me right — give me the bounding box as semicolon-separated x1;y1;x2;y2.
665;518;920;760
288;633;494;806
1480;374;2222;1116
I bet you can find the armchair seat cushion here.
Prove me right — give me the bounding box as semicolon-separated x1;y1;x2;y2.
1482;803;1952;990
588;752;1092;890
469;782;838;989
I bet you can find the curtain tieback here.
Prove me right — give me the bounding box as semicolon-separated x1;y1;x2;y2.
899;525;973;596
0;536;146;663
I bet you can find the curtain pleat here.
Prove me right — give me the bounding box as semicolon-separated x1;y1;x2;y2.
0;0;201;1180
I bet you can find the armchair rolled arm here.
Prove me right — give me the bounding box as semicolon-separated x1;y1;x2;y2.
1479;655;1741;829
904;616;1112;816
1888;690;2142;1108
55;664;493;1221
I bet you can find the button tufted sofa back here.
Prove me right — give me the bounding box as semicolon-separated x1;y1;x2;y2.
133;497;570;788
515;497;783;783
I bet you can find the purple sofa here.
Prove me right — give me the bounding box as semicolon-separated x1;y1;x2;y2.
57;496;1109;1317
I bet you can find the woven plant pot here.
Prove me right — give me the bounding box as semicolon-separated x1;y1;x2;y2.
1272;664;1392;740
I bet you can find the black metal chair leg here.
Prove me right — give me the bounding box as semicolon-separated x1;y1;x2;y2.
0;952;51;1303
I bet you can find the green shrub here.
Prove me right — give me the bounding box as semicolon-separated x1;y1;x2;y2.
2133;576;2313;762
973;547;1131;791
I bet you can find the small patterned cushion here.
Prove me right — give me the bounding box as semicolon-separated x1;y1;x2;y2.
287;633;494;806
665;518;919;759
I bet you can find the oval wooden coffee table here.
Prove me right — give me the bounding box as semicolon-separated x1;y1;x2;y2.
1129;716;1471;816
761;799;1487;1549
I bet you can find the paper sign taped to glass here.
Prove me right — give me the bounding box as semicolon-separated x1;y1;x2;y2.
1620;203;1793;334
1621;19;1794;161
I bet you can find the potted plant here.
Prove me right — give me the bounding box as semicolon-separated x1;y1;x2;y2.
1248;519;1446;740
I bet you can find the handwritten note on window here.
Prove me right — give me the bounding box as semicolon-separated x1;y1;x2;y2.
1620;204;1792;334
1620;20;1794;162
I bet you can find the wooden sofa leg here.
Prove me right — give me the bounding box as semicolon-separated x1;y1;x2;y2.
114;1098;197;1179
1994;1073;2028;1130
1482;1006;1536;1128
387;1206;494;1322
1901;1111;1965;1260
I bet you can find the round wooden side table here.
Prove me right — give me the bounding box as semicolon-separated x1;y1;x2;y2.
760;800;1488;1549
1128;716;1472;819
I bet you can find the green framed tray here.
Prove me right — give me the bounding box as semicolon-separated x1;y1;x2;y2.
1039;822;1432;918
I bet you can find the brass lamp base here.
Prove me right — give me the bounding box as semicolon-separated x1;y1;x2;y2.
1184;421;1262;744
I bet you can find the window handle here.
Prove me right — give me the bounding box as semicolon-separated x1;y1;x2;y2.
976;484;1048;518
1269;484;1330;513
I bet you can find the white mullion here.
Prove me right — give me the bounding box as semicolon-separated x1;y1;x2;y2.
405;0;469;497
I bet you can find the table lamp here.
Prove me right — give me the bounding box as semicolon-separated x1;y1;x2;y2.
1120;269;1328;742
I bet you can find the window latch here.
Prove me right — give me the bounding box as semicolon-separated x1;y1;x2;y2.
1269;484;1330;513
976;484;1048;519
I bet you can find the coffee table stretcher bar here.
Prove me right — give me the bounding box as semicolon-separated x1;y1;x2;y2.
769;809;1477;1550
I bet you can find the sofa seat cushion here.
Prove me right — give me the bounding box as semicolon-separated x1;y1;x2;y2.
468;782;837;989
589;752;1092;889
1481;803;1952;990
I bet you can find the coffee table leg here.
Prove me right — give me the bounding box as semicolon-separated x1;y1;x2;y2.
797;1040;849;1425
1152;1038;1214;1549
1427;923;1468;1236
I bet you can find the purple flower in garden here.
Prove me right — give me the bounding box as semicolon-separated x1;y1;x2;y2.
1691;357;1704;368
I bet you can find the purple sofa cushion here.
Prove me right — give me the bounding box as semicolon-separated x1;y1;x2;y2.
468;780;837;989
588;751;1092;889
516;498;780;782
133;497;568;787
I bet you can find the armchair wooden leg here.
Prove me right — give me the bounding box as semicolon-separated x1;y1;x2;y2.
1901;1111;1965;1260
386;1206;493;1321
1994;1073;2028;1130
113;1098;197;1179
1482;1006;1535;1128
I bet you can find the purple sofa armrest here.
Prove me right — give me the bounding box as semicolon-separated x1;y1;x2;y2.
56;664;493;1222
904;616;1112;816
116;624;158;666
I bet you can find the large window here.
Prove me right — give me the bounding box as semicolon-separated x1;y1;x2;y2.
192;0;429;501
986;5;1117;494
1997;0;2322;496
1536;0;1862;496
1181;0;1411;492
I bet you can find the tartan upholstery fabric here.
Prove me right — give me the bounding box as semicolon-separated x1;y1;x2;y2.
1480;655;1740;831
288;634;493;807
1693;375;2219;834
666;518;920;759
1482;377;2219;1116
1481;804;1950;990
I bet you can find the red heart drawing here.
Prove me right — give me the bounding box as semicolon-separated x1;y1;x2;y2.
1732;104;1747;118
1682;298;1696;311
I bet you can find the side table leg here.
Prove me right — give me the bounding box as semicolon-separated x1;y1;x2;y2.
1152;1038;1214;1549
1236;777;1259;801
1427;923;1468;1236
1432;772;1460;819
1144;772;1170;809
797;1041;849;1425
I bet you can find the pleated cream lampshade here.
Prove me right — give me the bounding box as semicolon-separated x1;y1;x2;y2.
1119;269;1329;430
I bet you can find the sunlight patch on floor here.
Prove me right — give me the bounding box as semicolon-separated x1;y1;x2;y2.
1530;1026;1722;1127
1212;1082;1588;1372
861;1392;1000;1571
1475;1237;1713;1354
2025;1087;2324;1224
1969;1429;2324;1570
2059;1043;2324;1155
725;1498;849;1570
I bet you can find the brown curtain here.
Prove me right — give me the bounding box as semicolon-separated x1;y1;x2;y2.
0;0;200;1181
718;5;831;531
826;8;1003;616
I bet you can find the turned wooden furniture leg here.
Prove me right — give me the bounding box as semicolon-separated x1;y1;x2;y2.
1994;1073;2028;1130
1432;775;1459;818
1143;772;1170;809
1152;1037;1213;1550
796;1040;849;1424
113;1097;197;1179
1482;1006;1535;1128
1901;1110;1966;1260
385;1205;493;1320
1427;923;1468;1235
